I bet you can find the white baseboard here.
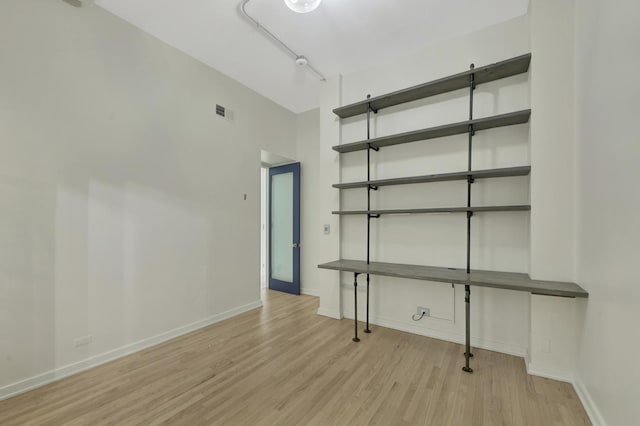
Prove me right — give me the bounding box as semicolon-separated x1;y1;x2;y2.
317;307;341;319
301;288;320;297
342;310;526;357
525;362;574;383
0;299;263;401
345;311;605;424
524;355;605;426
573;378;607;426
1;299;607;426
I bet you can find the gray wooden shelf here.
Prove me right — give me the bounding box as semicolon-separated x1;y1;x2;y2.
333;109;531;153
317;259;588;298
333;54;531;119
333;166;531;189
333;205;530;215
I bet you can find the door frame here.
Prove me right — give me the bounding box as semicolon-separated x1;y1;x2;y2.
268;162;301;295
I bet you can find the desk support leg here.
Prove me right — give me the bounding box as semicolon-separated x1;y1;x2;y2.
462;284;474;373
364;274;371;333
353;273;360;342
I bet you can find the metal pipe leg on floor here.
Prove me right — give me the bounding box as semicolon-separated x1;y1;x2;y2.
462;284;473;372
353;273;360;342
364;274;371;333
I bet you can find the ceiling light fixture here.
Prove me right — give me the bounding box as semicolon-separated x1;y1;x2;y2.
284;0;322;14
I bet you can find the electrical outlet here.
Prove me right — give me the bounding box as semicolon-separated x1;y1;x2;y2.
74;335;93;348
416;306;430;317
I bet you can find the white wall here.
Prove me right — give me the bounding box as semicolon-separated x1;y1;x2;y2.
574;0;640;424
311;2;640;424
319;16;533;355
529;0;576;283
295;109;322;297
0;0;296;396
316;75;343;318
526;0;579;381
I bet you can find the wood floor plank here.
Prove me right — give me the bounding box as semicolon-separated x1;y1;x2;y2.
0;290;590;425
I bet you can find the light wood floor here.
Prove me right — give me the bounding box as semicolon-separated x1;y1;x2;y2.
0;290;590;425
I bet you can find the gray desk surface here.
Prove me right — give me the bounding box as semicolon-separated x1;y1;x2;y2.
317;259;588;298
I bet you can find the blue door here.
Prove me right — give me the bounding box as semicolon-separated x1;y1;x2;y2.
269;162;300;295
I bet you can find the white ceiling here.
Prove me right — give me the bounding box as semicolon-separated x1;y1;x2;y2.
95;0;529;113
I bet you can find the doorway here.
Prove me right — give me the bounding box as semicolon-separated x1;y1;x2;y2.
260;151;301;295
268;162;300;295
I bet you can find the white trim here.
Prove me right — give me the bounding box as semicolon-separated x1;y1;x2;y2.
523;347;575;383
342;310;526;357
344;311;604;424
524;357;605;425
0;299;263;401
1;298;605;426
573;378;607;426
316;307;341;319
525;361;574;383
301;288;320;297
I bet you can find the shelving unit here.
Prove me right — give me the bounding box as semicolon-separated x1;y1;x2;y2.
332;109;531;153
333;205;531;215
332;54;532;119
317;53;588;373
332;165;531;189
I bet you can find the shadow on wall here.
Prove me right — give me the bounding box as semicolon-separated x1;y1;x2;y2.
0;174;258;389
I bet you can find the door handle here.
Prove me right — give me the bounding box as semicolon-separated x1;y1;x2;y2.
292;243;301;248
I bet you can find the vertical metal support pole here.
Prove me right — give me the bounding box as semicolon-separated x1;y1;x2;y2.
468;66;475;174
463;64;475;373
463;286;473;372
364;274;371;333
466;209;472;274
353;272;360;342
365;95;372;334
466;65;475;276
366;95;371;142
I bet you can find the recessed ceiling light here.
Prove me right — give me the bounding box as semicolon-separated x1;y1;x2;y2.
284;0;322;14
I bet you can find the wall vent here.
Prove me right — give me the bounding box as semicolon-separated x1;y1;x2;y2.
216;104;226;118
